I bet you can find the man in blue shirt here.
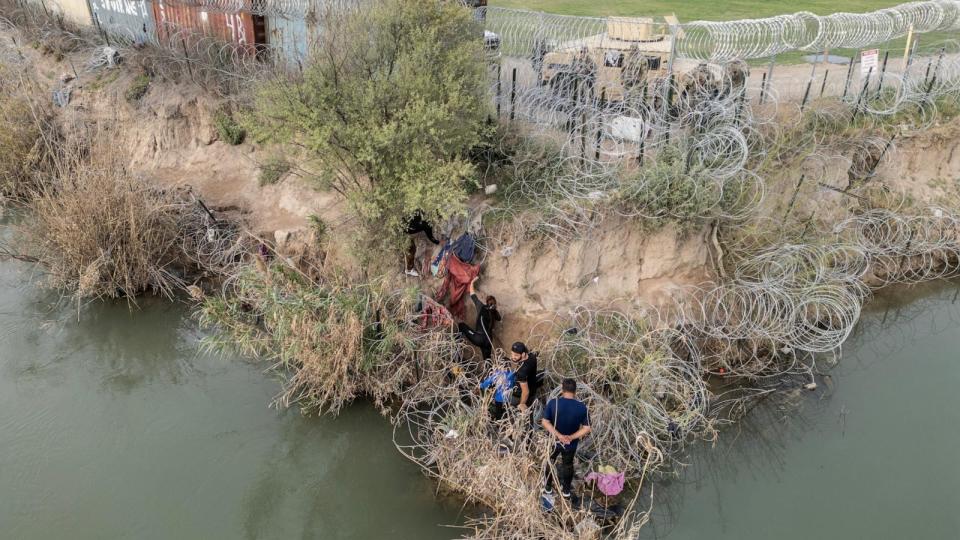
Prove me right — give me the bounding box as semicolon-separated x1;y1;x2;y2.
480;363;515;421
541;378;591;498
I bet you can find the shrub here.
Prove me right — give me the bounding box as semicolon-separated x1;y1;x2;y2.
258;156;291;186
0;69;52;201
614;145;723;232
197;263;458;414
214;108;246;145
13;137;245;302
247;0;489;244
125;73;151;103
307;214;327;242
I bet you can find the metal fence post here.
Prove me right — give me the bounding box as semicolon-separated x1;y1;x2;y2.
842;53;856;99
182;38;195;82
496;63;502;118
509;67;516;121
874;50;889;99
852;66;872;120
759;55;775;104
595;88;605;161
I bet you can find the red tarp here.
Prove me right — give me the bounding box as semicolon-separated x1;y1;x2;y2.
435;254;479;320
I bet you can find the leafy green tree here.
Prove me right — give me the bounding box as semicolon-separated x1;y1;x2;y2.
249;0;490;240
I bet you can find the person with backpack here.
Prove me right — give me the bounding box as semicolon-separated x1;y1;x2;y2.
457;277;501;362
541;378;591;499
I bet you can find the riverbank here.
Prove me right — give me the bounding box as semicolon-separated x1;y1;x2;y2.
4;3;960;538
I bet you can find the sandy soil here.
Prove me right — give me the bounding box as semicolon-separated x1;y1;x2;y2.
7;26;960;353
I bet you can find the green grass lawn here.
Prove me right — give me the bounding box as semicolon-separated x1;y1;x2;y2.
488;1;952;64
488;0;914;21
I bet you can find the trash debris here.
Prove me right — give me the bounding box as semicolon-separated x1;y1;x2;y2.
500;246;514;257
103;47;120;67
186;285;204;301
540;491;555;512
52;86;72;107
87;46;121;71
804;382;818;391
484;184;498;195
444;429;459;439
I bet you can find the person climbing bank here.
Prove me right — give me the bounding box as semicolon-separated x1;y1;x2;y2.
404;211;440;277
541;378;591;499
458;277;501;361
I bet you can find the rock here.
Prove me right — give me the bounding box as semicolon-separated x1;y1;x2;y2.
274;229;292;247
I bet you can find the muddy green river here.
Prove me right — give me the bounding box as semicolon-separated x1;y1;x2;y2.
1;249;958;538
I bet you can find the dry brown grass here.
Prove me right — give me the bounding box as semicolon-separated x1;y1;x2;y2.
198;258;468;415
0;65;54;201
9;129;247;304
25;144;185;300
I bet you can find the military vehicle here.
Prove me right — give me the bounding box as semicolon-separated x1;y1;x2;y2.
535;16;747;104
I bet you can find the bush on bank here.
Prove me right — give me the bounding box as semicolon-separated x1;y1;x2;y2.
246;0;490;245
0;67;52;201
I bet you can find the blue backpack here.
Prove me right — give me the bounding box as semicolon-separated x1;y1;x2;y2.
451;233;476;263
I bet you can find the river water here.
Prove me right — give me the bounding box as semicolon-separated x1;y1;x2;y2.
2;248;959;539
649;282;960;539
0;256;465;539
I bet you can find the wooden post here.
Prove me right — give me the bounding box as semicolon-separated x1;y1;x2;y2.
903;24;914;70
